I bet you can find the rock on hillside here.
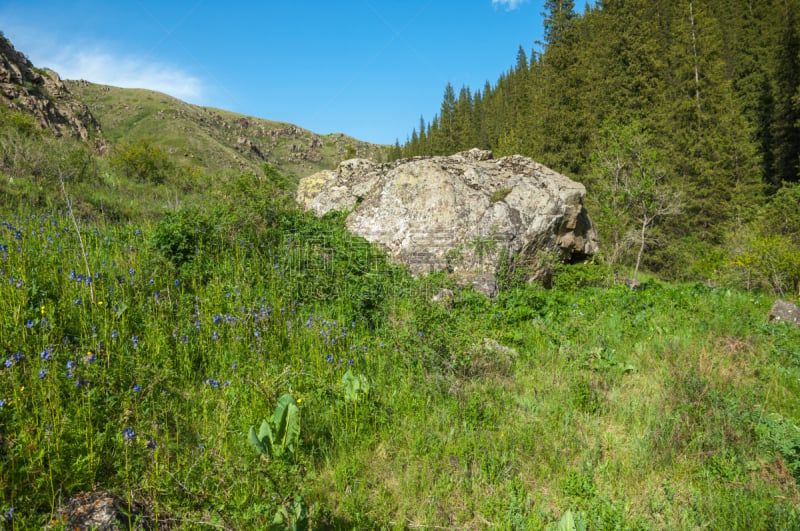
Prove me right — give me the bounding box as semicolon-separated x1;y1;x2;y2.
769;300;800;327
64;81;386;178
297;149;599;295
0;33;99;140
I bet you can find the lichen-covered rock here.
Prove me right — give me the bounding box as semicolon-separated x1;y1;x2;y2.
297;158;379;213
769;300;800;327
298;149;599;295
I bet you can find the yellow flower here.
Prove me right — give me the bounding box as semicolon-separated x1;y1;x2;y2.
297;397;303;405
40;306;45;315
98;301;104;306
19;386;24;392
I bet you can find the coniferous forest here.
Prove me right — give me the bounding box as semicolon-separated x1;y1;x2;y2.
398;0;800;294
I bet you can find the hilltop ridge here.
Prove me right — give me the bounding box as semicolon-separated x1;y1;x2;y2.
65;81;387;178
0;31;386;180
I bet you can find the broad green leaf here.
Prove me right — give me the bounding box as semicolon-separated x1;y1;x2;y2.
343;370;356;403
283;401;300;459
292;494;309;531
248;426;267;455
272;394;293;435
271;394;300;459
258;419;275;454
342;370;369;403
556;510;577;531
272;506;288;527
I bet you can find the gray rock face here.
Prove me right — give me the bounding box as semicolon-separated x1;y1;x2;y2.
1;35;99;141
769;300;800;327
297;149;599;295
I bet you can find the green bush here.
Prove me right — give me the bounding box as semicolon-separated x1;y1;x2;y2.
724;183;800;295
552;262;607;291
150;207;215;269
109;139;174;183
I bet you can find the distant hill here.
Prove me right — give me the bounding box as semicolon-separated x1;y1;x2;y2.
1;31;386;182
65;80;387;178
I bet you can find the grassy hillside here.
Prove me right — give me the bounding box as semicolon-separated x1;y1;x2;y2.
65;81;387;179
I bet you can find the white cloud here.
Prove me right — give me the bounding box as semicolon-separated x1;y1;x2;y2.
492;0;528;10
41;47;204;102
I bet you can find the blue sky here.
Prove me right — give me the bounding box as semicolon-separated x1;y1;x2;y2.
2;1;563;145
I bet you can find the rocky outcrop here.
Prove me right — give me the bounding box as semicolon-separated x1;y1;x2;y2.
298;149;599;295
769;300;800;327
0;34;99;140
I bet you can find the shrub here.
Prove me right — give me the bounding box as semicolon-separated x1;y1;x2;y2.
150;207;214;269
109;139;174;184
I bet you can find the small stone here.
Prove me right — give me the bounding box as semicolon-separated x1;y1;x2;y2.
769;300;800;327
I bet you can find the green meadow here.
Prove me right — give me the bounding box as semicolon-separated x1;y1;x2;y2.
2;177;799;528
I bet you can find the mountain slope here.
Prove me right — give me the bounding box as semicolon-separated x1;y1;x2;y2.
65;80;386;178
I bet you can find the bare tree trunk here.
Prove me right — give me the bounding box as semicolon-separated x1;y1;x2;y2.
689;2;701;119
632;217;648;288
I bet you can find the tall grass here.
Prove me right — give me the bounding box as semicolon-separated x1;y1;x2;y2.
1;201;799;529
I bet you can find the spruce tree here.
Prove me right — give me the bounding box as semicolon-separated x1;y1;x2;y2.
543;0;577;46
771;6;800;184
440;83;458;154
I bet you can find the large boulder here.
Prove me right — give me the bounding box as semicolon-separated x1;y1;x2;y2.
297;149;599;295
